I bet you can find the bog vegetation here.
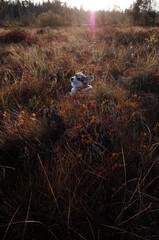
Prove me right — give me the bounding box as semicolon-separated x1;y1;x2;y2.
0;25;159;240
0;1;159;239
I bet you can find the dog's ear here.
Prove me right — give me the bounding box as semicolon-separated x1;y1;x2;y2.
82;70;87;75
80;75;87;82
85;76;94;83
76;73;86;82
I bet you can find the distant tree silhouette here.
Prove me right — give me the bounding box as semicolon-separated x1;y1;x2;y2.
130;0;156;25
0;0;158;27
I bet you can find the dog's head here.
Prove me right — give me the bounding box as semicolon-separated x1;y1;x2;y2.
70;72;94;88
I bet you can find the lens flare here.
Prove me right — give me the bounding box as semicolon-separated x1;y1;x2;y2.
90;11;96;32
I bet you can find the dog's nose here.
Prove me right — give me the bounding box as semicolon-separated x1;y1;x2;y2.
71;77;74;81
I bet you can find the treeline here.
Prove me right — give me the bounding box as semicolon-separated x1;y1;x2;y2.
0;0;75;26
0;0;158;27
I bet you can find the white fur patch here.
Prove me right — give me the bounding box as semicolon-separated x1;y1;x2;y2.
69;72;94;95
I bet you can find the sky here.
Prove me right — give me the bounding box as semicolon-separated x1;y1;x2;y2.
63;0;158;11
64;0;135;11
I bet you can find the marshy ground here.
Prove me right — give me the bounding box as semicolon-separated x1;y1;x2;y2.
0;26;159;239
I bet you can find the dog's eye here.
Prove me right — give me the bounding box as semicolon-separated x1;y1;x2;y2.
77;77;81;81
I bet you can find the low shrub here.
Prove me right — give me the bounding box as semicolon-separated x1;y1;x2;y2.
0;30;38;45
37;11;64;27
115;30;151;46
128;70;159;94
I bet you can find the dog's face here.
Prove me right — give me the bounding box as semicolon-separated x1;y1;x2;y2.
69;72;94;95
70;72;94;87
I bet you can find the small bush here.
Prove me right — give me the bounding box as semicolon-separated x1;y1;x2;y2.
0;30;38;45
128;70;159;94
115;30;150;46
36;28;46;35
37;11;64;27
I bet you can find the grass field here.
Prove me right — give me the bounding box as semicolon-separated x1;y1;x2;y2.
0;26;159;240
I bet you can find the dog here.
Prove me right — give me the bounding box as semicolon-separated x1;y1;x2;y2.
70;72;94;95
